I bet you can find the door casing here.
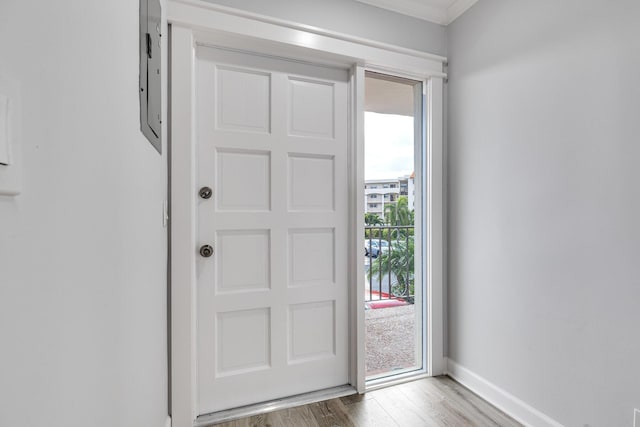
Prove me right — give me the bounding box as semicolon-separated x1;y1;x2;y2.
168;3;447;426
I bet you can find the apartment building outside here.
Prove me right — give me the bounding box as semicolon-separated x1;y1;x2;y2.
365;173;414;221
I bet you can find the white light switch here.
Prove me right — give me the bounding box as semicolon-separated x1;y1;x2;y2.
0;93;9;165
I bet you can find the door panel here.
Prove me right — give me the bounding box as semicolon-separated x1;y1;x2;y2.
196;46;350;415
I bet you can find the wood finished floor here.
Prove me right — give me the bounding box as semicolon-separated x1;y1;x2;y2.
213;376;522;427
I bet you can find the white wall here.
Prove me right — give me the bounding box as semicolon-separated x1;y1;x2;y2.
0;1;167;426
203;0;447;56
447;1;640;425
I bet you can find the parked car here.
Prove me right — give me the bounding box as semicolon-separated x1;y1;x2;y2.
364;241;378;257
364;239;389;258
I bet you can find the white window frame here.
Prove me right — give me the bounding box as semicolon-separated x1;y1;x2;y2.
168;1;446;425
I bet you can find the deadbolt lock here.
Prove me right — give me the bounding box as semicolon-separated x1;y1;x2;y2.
200;244;214;258
199;186;213;199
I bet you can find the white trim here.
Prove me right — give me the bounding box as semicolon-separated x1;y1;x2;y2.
165;415;172;427
167;0;446;79
170;0;446;63
170;25;198;427
168;4;447;425
446;359;565;427
447;0;479;24
355;0;447;26
351;65;367;394
354;0;478;25
427;77;446;376
413;77;426;376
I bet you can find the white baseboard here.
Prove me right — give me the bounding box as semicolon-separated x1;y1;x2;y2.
165;415;171;427
446;358;564;427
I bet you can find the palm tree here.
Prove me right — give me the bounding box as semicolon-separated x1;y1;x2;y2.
384;196;412;226
368;196;417;301
368;238;415;303
383;196;414;240
364;213;383;226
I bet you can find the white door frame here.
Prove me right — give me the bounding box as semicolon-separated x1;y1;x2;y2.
168;2;446;426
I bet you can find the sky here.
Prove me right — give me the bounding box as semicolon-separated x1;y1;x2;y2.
364;112;414;181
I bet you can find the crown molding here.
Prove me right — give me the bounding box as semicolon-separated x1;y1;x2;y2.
446;0;479;24
355;0;478;25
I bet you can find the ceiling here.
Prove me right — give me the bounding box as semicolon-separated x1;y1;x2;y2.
365;73;415;117
355;0;479;25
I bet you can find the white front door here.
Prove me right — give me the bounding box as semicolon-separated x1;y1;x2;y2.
195;45;350;415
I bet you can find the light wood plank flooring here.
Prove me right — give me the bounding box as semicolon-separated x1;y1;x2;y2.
213;376;522;426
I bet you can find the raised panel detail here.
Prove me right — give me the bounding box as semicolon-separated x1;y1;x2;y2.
289;301;335;363
289;228;335;287
216;230;270;294
217;66;270;133
216;308;271;376
289;78;334;138
288;154;334;211
216;149;270;211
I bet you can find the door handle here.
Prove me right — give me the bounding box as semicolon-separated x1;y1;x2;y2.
200;244;214;258
199;186;213;199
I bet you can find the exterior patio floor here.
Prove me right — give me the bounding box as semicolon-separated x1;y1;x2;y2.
365;304;417;377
